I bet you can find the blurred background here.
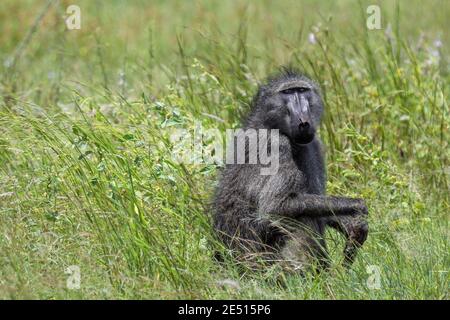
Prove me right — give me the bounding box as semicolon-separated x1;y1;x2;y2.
0;0;448;299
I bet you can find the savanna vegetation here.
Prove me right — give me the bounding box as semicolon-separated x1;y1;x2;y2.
0;0;448;299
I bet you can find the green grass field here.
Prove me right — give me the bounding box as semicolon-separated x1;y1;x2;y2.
0;0;448;299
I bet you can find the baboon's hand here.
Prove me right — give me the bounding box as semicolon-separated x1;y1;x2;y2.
327;198;368;267
328;199;368;239
342;213;369;267
344;214;368;246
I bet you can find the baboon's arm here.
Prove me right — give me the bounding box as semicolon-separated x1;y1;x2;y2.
259;193;367;218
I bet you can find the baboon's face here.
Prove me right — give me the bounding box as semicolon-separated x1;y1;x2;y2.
261;78;324;144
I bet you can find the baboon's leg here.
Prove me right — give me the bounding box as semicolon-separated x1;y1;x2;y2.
279;234;329;272
278;219;330;273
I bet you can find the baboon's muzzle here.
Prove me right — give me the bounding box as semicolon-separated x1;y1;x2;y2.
288;94;315;144
295;121;315;144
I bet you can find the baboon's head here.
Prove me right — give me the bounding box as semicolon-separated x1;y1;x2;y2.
253;69;324;145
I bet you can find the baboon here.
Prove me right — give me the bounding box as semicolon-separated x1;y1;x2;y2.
213;68;368;272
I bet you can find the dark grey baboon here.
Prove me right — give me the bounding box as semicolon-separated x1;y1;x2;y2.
213;69;368;272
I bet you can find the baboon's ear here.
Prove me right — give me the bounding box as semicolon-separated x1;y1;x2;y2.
255;85;267;101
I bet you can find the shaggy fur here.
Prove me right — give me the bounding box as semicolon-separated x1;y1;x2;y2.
213;69;368;271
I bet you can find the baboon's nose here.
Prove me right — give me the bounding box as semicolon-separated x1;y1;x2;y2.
299;122;310;130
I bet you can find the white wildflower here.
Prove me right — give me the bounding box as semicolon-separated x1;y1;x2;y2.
308;33;316;45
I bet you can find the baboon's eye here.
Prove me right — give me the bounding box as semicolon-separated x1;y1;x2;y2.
281;87;310;94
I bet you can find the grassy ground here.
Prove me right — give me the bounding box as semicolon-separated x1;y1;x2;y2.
0;0;448;299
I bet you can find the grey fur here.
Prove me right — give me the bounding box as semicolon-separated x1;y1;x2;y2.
213;69;368;271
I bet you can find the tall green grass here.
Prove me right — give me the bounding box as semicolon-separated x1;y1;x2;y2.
0;0;448;299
